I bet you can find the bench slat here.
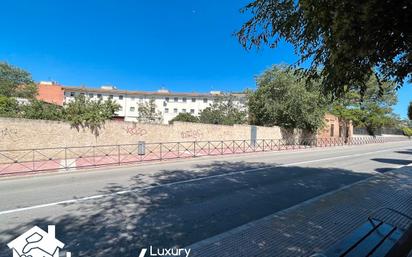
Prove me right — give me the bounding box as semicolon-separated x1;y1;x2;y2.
344;222;396;257
326;220;383;257
369;228;403;257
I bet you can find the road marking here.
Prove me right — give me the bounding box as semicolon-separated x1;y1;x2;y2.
0;145;410;216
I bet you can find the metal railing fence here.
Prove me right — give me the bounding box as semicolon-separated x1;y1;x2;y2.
353;127;405;136
0;137;393;175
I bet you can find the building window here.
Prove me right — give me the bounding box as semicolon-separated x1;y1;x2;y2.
182;109;186;113
97;94;102;99
130;107;135;112
174;97;178;102
80;93;85;96
203;98;207;103
119;106;123;111
330;124;334;137
174;108;178;113
163;101;167;107
89;93;94;98
165;108;169;113
192;98;196;102
131;97;135;101
182;97;187;102
190;109;195;114
70;92;75;97
109;95;113;99
165;97;169;102
119;95;123;100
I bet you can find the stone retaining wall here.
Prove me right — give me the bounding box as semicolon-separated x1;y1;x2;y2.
0;117;293;150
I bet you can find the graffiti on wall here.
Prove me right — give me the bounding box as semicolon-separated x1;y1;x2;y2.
122;126;147;137
181;129;203;140
0;128;20;142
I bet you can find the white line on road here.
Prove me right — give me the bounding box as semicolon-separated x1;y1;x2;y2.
0;145;410;216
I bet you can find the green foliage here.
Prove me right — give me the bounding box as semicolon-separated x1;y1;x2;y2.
0;96;19;117
0;94;120;135
199;95;247;125
137;99;163;123
0;62;37;98
247;65;326;133
169;113;199;124
0;63;121;135
64;95;120;135
20;99;64;121
237;0;411;98
408;102;412;121
402;127;412;138
331;76;398;135
0;97;65;121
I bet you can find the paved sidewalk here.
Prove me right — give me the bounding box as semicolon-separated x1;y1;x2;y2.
187;166;412;257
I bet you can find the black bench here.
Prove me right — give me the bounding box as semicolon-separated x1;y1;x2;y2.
313;208;412;257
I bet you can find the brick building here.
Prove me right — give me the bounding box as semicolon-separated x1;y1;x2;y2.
36;81;64;106
317;113;353;139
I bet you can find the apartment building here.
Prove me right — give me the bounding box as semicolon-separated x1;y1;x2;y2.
37;82;246;124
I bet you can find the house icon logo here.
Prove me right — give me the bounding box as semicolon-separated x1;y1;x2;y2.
7;225;71;257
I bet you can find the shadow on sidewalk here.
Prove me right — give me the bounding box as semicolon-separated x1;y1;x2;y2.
0;161;372;257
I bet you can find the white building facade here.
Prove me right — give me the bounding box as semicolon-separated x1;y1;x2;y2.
62;85;246;124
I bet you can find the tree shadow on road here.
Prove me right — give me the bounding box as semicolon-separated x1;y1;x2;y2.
372;158;412;166
395;149;412;155
0;161;372;257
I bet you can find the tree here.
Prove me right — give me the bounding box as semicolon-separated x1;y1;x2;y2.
20;99;64;121
331;76;398;135
0;96;19;117
137;99;163;123
169;113;199;124
0;62;37;98
199;95;247;125
248;65;326;133
408;102;412;121
402;127;412;138
237;0;411;98
64;95;120;135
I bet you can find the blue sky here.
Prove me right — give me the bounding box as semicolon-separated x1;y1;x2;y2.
0;0;410;118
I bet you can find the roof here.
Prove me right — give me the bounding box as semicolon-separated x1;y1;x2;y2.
61;86;246;98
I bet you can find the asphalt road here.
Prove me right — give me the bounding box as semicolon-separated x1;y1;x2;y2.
0;141;411;257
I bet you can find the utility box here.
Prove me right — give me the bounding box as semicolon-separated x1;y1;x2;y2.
138;141;145;155
250;125;257;147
